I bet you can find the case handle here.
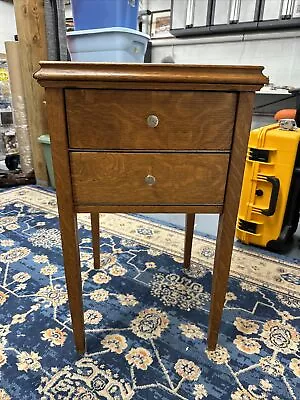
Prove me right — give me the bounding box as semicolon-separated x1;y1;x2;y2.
259;176;280;217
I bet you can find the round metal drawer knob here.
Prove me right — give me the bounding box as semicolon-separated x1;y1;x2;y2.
144;174;156;186
147;114;159;128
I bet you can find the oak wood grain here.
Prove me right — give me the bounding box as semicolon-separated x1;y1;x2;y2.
45;88;85;354
70;152;229;205
207;92;255;351
66;90;236;150
75;205;223;213
32;81;269;92
34;62;268;91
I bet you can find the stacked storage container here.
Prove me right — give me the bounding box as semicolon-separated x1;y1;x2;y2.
67;0;150;62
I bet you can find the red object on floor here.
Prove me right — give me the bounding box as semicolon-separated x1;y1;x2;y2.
274;109;297;121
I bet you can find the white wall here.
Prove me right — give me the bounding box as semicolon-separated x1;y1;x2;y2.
0;1;17;54
151;31;300;88
144;0;299;88
145;0;171;10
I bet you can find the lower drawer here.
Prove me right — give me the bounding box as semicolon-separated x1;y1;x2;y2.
70;152;229;205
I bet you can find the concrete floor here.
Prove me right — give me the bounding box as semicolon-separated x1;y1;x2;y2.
141;213;300;260
143;213;219;236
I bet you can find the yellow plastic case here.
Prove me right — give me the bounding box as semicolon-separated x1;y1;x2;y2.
236;122;300;249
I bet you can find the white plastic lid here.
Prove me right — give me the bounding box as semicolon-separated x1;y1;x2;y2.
67;27;150;39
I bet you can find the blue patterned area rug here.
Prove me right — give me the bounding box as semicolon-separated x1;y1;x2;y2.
0;187;299;400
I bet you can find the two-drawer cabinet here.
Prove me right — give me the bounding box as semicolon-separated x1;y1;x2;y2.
66;89;234;208
35;63;267;353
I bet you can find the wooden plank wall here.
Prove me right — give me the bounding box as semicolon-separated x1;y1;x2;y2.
14;0;48;185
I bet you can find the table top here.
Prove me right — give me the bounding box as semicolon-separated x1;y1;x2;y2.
34;62;268;91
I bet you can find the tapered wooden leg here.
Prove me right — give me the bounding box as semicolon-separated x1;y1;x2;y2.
61;213;86;354
207;92;255;351
91;213;100;269
207;212;236;351
184;213;195;269
45;88;85;354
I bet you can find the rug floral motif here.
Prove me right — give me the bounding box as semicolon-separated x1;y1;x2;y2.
0;186;299;400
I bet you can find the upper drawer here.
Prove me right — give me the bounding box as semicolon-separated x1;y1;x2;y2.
65;89;237;150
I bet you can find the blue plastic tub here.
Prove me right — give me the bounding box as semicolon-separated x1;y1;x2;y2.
71;0;138;30
67;27;149;62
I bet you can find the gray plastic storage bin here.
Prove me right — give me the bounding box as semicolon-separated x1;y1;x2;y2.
67;27;150;62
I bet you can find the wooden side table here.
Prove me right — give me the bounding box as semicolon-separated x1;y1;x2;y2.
35;62;267;354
